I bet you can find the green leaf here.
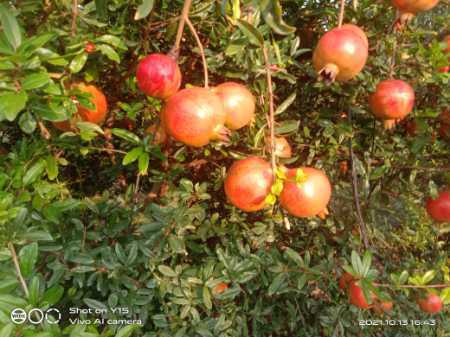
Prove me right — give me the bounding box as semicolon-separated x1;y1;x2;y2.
96;35;126;50
158;265;177;277
422;270;436;284
284;247;303;266
111;128;141;145
28;276;40;305
0;4;22;50
21;230;53;241
122;147;143;165
0;323;14;337
268;273;287;296
83;298;108;311
69;52;88;73
138;152;150;175
18;111;37;134
45;155;59;180
97;44;120;63
0;91;28;122
42;285;64;305
19;242;38;278
361;251;372;277
115;325;140;337
351;251;363;276
260;0;296;35
275;92;296;115
236;19;264;46
21;72;50;90
134;0;155;20
202;286;212;310
23;159;46;186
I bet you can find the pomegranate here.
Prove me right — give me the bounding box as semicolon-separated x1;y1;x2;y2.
161;87;229;147
348;282;370;309
213;282;229;295
279;167;332;218
85;42;96;53
340;24;369;49
224;157;273;212
339;272;354;291
136;53;181;100
369;79;415;129
392;0;440;24
213;82;255;130
266;136;292;159
418;293;443;314
426;190;450;222
312;26;368;82
53;83;108;131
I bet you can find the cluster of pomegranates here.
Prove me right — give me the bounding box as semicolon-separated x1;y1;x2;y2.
224;157;332;218
339;272;444;314
136;53;255;147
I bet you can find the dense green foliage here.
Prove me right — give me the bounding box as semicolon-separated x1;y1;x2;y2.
0;0;449;336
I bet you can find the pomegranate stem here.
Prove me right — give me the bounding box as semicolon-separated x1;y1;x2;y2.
172;0;193;58
185;17;209;88
337;0;345;28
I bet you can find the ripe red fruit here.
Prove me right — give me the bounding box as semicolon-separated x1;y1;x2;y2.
391;0;440;16
369;79;415;130
426;190;450;222
161;87;229;147
213;282;229;295
84;42;96;53
418;293;443;314
348;282;370;309
339;272;354;290
340;24;369;49
313;26;368;82
213;82;255;130
280;167;332;218
53;83;108;131
136;53;181;100
224;157;273;212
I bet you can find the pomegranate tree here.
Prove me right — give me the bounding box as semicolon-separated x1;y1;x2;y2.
280;167;332;218
53;83;108;131
313;26;368;82
426;190;450;222
161;87;229;147
213;82;255;130
418;293;443;314
136;53;181;100
224;157;273;212
369;79;415;129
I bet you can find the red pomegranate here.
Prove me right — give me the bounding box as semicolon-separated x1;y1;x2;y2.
280;167;332;218
418;293;443;314
348;282;370;309
85;42;96;53
53;83;108;131
161;87;229;147
313;26;368;82
213;82;255;130
340;24;369;49
136;53;181;100
339;272;354;291
426;190;450;222
392;0;440;24
224;157;273;212
213;282;229;295
369;79;415;130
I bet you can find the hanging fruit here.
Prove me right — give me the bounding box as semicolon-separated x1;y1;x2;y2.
348;282;371;309
53;83;108;131
426;190;450;222
369;79;415;129
280;167;332;218
417;293;443;314
224;157;274;212
313;26;368;83
213;82;256;130
161;87;229;147
136;53;182;100
391;0;441;24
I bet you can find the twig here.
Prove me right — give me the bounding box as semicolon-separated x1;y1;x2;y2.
262;44;277;176
338;0;346;28
8;242;30;298
388;36;398;78
71;0;78;37
348;109;370;249
185;17;209;88
171;0;194;58
38;121;51;140
374;283;450;289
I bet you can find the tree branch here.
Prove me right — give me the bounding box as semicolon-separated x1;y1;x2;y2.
185;17;209;88
338;0;346;28
8;242;29;298
71;0;78;37
171;0;193;59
